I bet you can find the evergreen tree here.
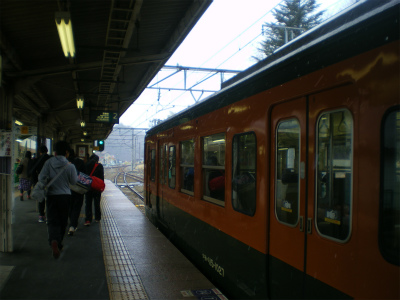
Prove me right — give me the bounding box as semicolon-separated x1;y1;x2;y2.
254;0;324;60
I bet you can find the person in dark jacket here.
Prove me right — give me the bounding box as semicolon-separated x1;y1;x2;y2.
30;145;51;222
39;141;77;259
84;154;104;226
67;148;86;236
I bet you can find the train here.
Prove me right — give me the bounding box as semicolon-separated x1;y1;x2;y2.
143;1;399;299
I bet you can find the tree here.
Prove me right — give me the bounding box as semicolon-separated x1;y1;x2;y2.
254;0;324;60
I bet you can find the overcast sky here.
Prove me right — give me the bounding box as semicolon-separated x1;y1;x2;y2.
119;0;354;130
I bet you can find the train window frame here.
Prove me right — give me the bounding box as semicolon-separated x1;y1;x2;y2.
275;118;300;227
202;132;226;207
232;131;257;216
164;144;168;185
315;109;353;243
150;149;156;182
180;139;195;196
168;145;176;189
159;144;164;185
379;106;400;266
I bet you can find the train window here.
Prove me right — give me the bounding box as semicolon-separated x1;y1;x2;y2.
232;132;257;216
180;139;195;195
159;145;164;184
202;133;226;205
169;146;176;189
150;149;156;182
379;108;400;265
316;110;353;242
275;119;300;226
164;144;168;185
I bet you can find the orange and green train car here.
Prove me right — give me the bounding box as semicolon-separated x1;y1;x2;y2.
144;1;399;299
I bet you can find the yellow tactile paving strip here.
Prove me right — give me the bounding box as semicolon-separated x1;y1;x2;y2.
100;196;149;300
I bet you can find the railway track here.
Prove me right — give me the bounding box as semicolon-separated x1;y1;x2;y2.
112;171;145;214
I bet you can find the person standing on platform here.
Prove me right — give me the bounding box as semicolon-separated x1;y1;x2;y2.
14;158;20;186
18;151;32;201
39;141;77;259
29;145;51;222
67;148;85;236
84;154;104;226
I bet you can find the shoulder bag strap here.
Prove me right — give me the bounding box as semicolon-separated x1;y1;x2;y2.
46;162;70;189
90;163;98;176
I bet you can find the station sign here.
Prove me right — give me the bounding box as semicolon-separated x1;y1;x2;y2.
89;110;119;124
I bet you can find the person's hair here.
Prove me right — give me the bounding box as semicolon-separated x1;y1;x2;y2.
39;145;48;154
89;154;99;162
54;141;69;156
25;151;32;159
68;148;76;157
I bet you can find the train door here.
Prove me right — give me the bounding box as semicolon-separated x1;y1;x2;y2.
146;144;156;208
157;142;168;222
305;87;357;299
269;85;364;299
269;97;308;298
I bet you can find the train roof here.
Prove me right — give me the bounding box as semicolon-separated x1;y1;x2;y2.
146;0;399;138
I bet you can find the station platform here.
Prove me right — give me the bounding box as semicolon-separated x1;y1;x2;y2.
0;180;224;300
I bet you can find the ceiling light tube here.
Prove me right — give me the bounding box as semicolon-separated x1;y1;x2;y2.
76;96;84;109
55;12;75;58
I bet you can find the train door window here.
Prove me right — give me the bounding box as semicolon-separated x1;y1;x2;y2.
202;133;226;206
169;146;176;189
380;108;400;265
275;119;300;226
159;145;164;184
164;144;168;185
180;139;195;195
316;109;353;242
150;149;156;181
232;132;257;216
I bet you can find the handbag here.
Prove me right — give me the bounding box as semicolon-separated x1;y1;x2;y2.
31;163;69;203
69;172;92;194
90;163;105;192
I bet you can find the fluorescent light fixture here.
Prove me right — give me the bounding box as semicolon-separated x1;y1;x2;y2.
80;120;85;127
76;95;84;109
15;120;23;125
55;11;75;57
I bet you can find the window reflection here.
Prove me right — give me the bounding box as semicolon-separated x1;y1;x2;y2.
203;133;226;204
180;140;195;195
316;110;353;241
232;132;257;216
276;119;300;226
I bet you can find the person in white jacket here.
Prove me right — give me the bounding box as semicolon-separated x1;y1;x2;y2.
39;141;77;259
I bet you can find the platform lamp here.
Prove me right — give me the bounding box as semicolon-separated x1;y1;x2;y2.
55;11;75;58
80;120;85;127
76;95;84;109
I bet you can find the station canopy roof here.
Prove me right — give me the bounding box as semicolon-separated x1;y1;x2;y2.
1;0;211;143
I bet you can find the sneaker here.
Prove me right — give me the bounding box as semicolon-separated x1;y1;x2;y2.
68;226;75;236
38;216;45;223
84;221;91;226
51;240;60;259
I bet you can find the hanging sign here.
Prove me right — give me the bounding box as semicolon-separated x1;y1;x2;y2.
89;110;119;124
